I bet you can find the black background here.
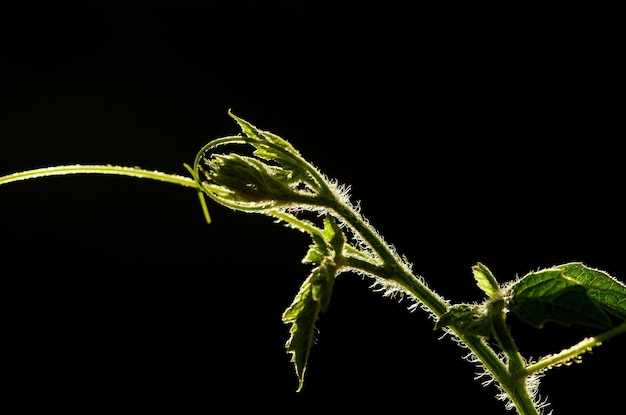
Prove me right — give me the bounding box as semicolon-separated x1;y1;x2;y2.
1;1;623;413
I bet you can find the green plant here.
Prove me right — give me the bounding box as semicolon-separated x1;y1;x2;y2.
2;111;625;414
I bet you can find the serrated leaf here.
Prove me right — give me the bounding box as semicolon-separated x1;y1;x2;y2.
282;266;335;392
227;109;262;141
282;252;338;392
508;262;626;329
302;215;345;266
309;216;342;312
228;110;298;152
473;262;500;299
282;215;345;391
435;303;493;338
227;111;314;185
558;262;626;320
282;278;319;392
302;242;325;264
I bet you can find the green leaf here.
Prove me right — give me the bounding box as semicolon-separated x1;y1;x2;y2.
227;110;318;188
311;257;336;312
558;262;626;320
303;215;345;268
228;109;298;154
309;216;343;312
508;262;626;329
473;262;500;299
282;276;320;393
435;303;493;338
282;215;344;391
282;259;337;392
302;241;325;264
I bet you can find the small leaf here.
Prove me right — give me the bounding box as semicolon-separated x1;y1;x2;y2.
282;278;319;392
311;258;336;313
302;216;344;266
435;303;493;338
309;216;343;312
282;216;344;392
324;215;346;264
282;259;337;392
228;109;263;141
507;262;626;329
228;109;298;154
302;242;325;264
227;111;318;188
473;262;500;299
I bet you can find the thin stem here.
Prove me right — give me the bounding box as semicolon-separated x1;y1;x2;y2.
522;321;626;377
0;165;198;189
271;211;325;239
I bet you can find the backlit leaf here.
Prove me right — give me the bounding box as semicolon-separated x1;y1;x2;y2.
282;215;344;391
473;262;500;299
282;275;320;392
508;262;626;329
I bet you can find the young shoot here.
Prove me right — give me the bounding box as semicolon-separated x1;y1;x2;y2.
2;111;626;414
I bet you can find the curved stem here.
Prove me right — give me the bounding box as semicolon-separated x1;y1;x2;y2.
0;165;198;189
329;198;447;313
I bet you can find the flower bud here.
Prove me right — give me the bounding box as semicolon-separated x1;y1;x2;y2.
204;153;296;206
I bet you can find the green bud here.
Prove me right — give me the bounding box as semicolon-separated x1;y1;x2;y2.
191;112;339;215
204;153;296;205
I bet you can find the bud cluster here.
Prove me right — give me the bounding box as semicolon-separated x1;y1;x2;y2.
192;111;332;214
203;153;298;205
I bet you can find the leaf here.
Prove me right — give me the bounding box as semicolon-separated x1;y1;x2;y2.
508;262;626;329
282;215;344;391
282;276;320;393
228;109;298;154
311;258;336;312
302;214;345;267
473;262;500;299
302;241;325;264
227;111;315;186
309;216;343;312
282;259;337;392
558;262;626;320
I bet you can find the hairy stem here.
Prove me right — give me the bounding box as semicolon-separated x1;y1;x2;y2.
522;321;626;376
325;198;539;415
0;163;542;414
491;310;539;415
